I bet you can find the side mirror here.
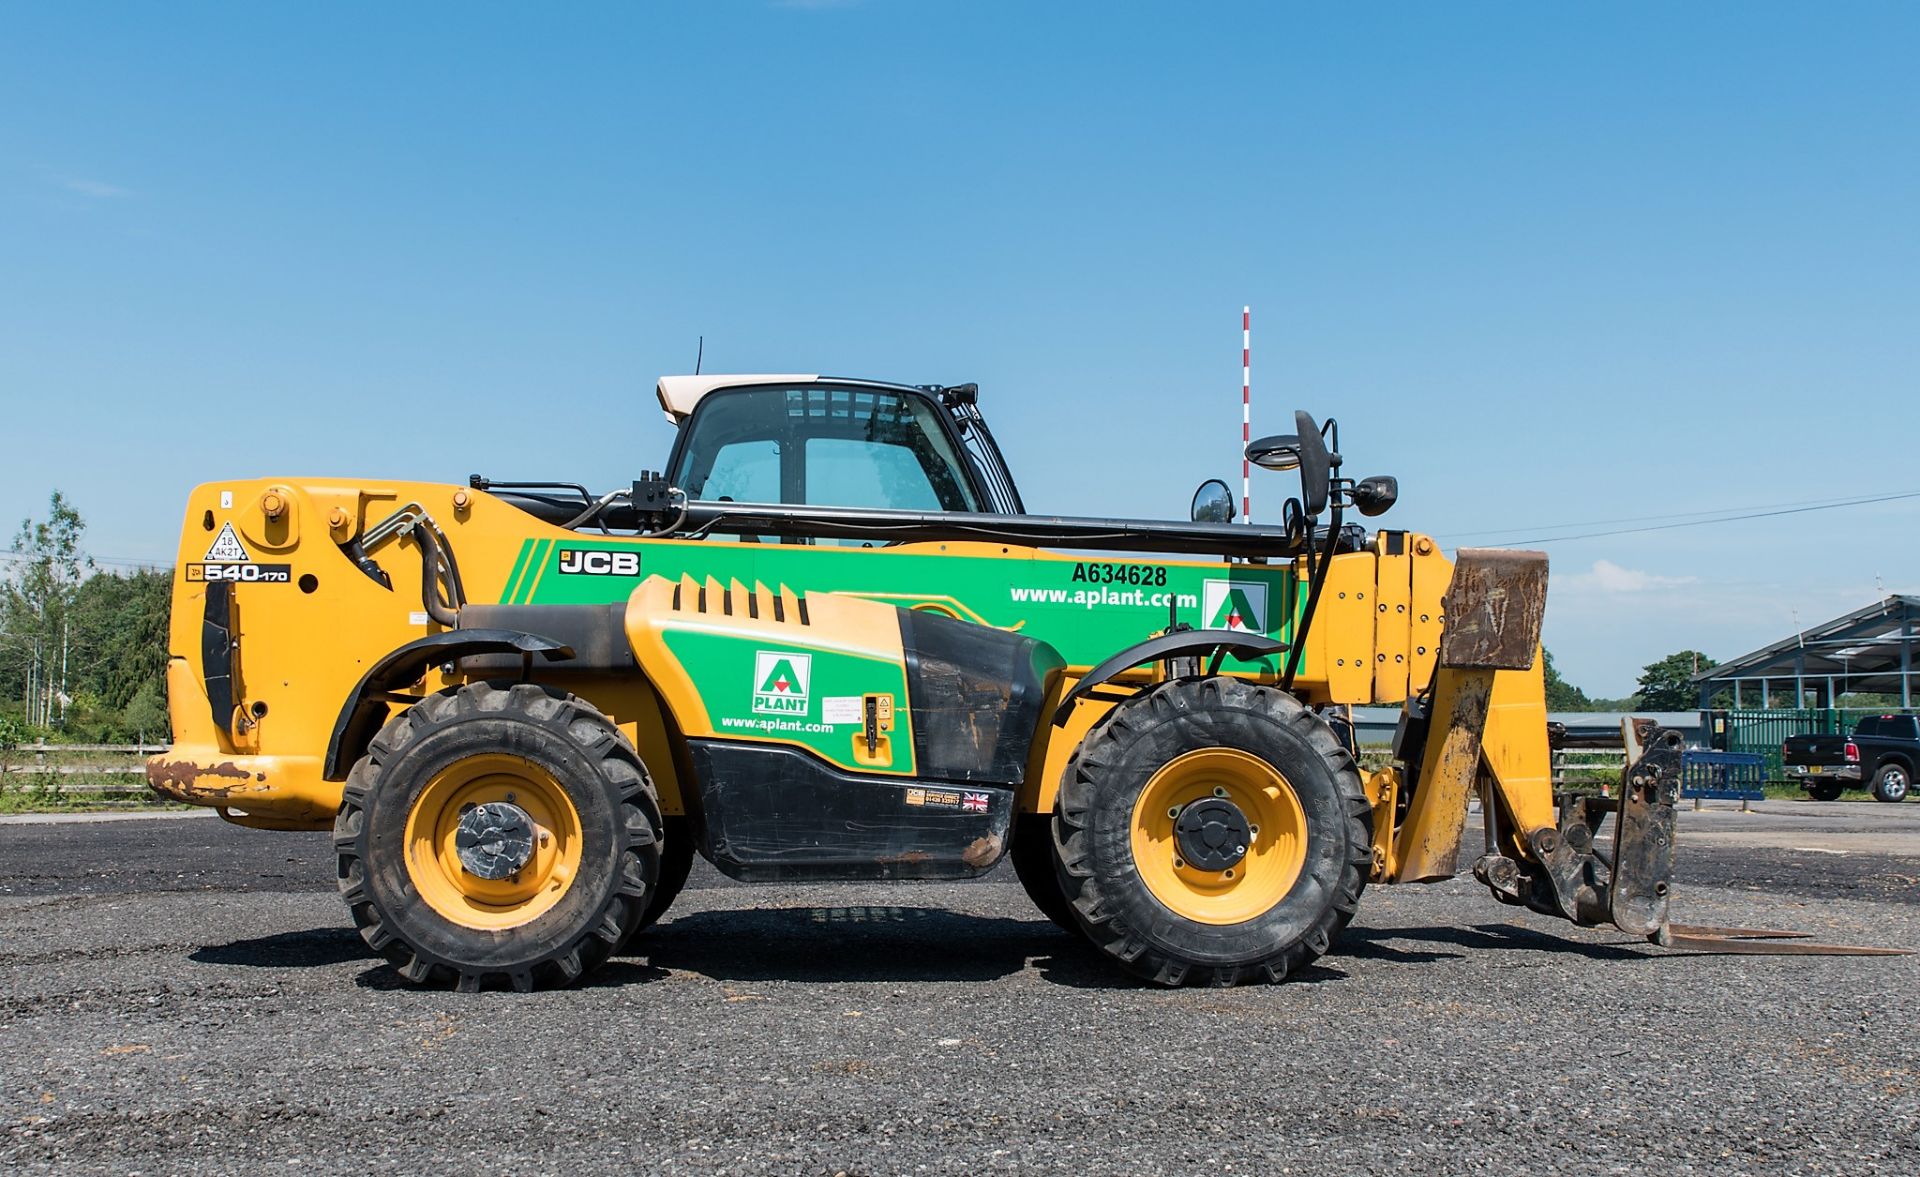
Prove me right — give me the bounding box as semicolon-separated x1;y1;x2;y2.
1245;434;1302;472
1352;475;1398;517
1247;411;1335;516
1292;410;1331;516
1190;478;1236;524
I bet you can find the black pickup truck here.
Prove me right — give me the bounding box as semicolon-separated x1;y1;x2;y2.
1782;713;1919;802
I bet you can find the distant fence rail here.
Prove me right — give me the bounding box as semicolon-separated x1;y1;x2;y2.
1554;748;1767;808
0;744;169;795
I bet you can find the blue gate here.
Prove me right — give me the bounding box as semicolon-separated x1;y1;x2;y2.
1680;750;1766;802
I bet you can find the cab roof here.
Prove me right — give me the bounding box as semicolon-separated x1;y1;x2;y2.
654;374;819;424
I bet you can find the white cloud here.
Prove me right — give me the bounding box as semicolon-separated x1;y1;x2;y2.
1559;559;1698;594
61;176;130;199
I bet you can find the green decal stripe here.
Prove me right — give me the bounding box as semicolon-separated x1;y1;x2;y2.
515;540;547;604
500;541;536;605
521;539;556;603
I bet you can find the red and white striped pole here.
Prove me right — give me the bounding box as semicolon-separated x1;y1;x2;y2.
1241;306;1252;524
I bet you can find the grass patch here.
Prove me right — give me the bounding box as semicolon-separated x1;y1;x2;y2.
0;770;191;814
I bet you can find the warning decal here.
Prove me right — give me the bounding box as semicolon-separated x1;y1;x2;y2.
204;522;250;563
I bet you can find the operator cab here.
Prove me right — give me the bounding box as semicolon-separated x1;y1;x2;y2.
658;377;1025;540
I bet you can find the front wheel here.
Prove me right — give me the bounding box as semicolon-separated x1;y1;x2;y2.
1872;764;1911;803
334;681;664;991
1052;677;1372;987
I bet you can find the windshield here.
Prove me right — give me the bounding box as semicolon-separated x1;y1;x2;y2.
670;386;986;513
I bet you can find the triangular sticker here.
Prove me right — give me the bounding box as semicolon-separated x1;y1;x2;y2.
204;522;250;563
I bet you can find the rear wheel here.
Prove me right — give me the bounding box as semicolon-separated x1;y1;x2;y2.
334;681;663;991
1052;677;1371;987
1872;764;1911;803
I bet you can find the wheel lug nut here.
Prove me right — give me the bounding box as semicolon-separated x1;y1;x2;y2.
1211;787;1227;798
1168;806;1181;818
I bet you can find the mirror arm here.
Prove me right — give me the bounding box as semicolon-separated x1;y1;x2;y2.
1281;496;1342;693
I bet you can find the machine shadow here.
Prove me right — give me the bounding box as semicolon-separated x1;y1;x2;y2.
190;908;1365;990
636;905;1147;989
1337;921;1649;964
191;926;375;969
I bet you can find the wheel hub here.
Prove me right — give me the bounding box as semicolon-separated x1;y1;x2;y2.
455;801;537;880
1174;797;1252;872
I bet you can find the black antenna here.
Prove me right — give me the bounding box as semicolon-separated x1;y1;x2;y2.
695;335;704;375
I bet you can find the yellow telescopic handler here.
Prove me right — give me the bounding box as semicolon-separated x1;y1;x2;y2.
147;376;1898;990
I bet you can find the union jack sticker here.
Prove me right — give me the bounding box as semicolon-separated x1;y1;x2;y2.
962;792;990;813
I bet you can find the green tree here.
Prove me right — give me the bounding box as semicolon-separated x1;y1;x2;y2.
1;492;91;729
1542;648;1592;711
1637;650;1718;711
0;712;24;771
69;568;171;714
123;678;170;745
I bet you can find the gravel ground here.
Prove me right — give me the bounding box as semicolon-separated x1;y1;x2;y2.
2;810;1917;1175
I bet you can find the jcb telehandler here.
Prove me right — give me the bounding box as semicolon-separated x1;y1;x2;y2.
149;375;1883;990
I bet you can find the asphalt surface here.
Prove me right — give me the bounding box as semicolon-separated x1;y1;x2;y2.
3;802;1918;1174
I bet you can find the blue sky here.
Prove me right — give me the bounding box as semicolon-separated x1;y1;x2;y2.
2;1;1916;695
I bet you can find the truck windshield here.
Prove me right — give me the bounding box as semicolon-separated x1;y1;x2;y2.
670;386;987;513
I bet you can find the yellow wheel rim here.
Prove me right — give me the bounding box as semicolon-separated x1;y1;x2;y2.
1130;747;1309;926
403;754;583;931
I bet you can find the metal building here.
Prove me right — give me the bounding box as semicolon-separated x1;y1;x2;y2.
1691;595;1920;708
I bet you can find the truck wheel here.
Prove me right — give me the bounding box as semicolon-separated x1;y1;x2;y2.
1010;813;1080;933
1052;677;1371;987
334;681;663;991
1806;781;1844;802
1872;764;1911;803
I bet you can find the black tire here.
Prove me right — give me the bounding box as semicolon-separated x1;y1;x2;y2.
1872;763;1911;803
1010;813;1081;933
1052;676;1371;987
334;681;663;991
1806;781;1844;802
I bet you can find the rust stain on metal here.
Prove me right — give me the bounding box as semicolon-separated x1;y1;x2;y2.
145;758;255;802
1438;549;1549;670
961;834;1003;868
875;850;933;867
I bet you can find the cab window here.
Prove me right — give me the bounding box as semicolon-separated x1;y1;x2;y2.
671;386;984;513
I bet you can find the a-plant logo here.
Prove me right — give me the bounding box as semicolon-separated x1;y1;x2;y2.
1203;579;1269;632
752;650;812;715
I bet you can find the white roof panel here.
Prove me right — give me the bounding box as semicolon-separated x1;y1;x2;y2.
655;374;819;424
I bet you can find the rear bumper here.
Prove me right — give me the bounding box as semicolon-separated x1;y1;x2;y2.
1785;763;1861;783
145;749;339;830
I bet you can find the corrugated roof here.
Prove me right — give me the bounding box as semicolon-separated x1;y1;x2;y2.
1693;594;1920;686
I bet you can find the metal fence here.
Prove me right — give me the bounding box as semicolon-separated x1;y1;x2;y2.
0;744;165;798
1724;709;1889;776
